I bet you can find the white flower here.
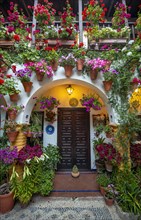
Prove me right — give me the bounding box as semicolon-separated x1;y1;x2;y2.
122;47;127;52
127;52;132;56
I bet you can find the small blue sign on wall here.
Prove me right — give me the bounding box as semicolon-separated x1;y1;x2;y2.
46;125;55;135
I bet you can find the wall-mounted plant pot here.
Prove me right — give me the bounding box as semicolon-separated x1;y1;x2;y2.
9;93;19;102
8;110;17;120
103;80;113;92
22;81;33;93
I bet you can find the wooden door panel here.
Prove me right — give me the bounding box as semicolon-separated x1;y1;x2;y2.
58;108;90;170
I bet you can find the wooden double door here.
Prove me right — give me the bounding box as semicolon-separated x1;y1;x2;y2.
57;108;90;170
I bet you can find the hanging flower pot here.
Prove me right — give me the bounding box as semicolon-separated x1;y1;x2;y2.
64;65;74;77
76;59;85;71
22;81;33;93
103;80;113;91
7;131;19;143
0;191;15;214
90;69;98;80
9;93;19;102
105;161;113;172
36;71;44;81
7;110;17;120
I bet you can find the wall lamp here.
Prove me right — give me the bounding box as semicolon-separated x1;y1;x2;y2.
66;85;74;95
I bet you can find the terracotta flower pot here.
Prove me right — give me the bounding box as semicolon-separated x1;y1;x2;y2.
104;196;114;206
90;69;98;80
22;81;33;93
103;80;113;91
64;65;74;77
7;131;19;143
36;71;44;81
8;110;17;120
9;93;19;102
76;59;85;71
0;191;15;214
100;186;106;196
51;61;58;72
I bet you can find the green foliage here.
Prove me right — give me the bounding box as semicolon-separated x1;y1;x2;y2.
43;144;61;170
72;165;79;173
115;170;141;215
96;173;111;187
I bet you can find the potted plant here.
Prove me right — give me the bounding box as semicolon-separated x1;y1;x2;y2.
72;42;86;71
104;124;113;138
36;96;60;111
85;58;108;80
4;120;19;143
16;65;33;93
96;173;111;196
0;146;18;213
43;47;60;71
104;184;116;206
102;68;119;91
71;165;80;178
26;60;53;81
59;53;77;77
0;104;24;120
80;93;102;112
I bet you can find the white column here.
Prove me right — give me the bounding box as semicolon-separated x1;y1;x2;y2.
78;0;83;42
32;0;38;44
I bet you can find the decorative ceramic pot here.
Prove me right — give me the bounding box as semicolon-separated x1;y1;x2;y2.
90;69;98;80
22;81;33;93
64;65;74;77
71;172;80;178
8;110;17;120
103;80;113;92
76;59;85;71
0;191;14;214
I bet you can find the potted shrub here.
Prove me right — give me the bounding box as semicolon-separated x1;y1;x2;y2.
59;53;77;77
0;104;24;120
72;42;86;71
16;65;33;93
0;146;18;213
96;173;111;196
71;165;80;178
4;120;19;143
102;68;119;91
80;93;102;112
26;60;53;81
85;58;108;80
104;184;116;206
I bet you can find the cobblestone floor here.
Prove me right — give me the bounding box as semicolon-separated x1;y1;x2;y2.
1;197;122;220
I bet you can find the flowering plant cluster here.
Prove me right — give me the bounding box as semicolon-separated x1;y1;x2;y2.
44;47;60;63
105;184;118;199
72;42;86;59
0;75;21;95
0;146;18;165
86;58;108;71
16;65;32;82
80;94;102;112
58;0;77;39
82;0;106;25
130;142;141;161
18;144;43;163
0;104;24;112
102;68;119;81
36;96;60;110
59;53;77;67
45;110;56;123
112;3;131;30
96;143;122;165
27;60;53;78
132;77;141;84
32;0;56;27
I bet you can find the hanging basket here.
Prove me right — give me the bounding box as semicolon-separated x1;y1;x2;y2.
76;59;85;71
22;81;33;93
64;65;74;77
36;71;44;81
7;110;17;120
90;69;98;80
9;93;19;102
103;80;113;92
